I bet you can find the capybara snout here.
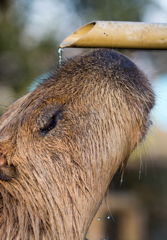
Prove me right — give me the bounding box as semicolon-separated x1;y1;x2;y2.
0;49;155;240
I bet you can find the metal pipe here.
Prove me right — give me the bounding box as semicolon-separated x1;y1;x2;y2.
59;21;167;49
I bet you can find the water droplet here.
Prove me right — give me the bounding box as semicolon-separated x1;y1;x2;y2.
139;146;142;180
58;48;63;66
139;171;141;180
107;215;111;219
98;217;101;221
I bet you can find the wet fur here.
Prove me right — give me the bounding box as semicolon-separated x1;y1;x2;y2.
0;49;155;239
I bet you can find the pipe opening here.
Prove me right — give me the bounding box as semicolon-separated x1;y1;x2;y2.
60;22;96;48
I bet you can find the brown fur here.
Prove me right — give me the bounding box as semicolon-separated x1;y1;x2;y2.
0;49;155;239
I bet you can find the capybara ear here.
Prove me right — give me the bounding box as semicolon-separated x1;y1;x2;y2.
0;146;17;181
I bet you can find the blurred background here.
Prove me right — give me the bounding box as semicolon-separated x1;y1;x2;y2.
0;0;167;239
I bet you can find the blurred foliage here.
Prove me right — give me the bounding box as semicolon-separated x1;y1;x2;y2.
0;0;58;95
0;0;158;96
73;0;157;22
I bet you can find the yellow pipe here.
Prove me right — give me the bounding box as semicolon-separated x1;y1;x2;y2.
59;21;167;49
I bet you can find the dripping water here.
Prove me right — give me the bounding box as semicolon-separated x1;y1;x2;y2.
139;146;143;180
58;48;63;66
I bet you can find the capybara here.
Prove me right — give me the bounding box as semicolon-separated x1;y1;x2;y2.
0;49;155;240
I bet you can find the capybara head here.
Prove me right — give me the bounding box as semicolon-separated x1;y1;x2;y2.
0;49;155;240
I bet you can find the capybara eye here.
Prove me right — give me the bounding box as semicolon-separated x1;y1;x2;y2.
40;109;62;135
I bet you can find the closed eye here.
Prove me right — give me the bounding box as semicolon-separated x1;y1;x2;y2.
40;110;62;135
